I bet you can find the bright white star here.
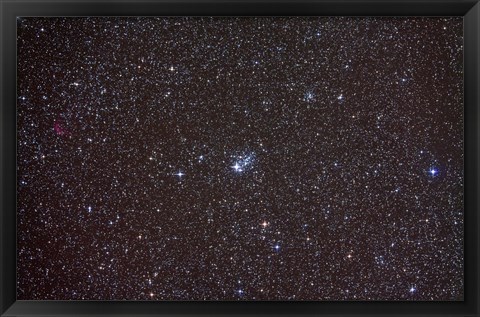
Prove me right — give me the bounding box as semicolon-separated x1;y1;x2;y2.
232;163;242;172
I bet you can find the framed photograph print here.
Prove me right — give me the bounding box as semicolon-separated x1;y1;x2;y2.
1;0;479;316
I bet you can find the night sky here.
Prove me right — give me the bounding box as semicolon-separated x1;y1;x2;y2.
16;17;463;301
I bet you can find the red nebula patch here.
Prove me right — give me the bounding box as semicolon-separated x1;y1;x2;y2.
53;119;70;136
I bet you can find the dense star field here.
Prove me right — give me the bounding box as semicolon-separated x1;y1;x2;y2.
16;17;463;301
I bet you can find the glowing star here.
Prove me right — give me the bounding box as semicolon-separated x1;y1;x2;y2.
337;94;344;100
429;168;438;176
409;287;416;293
232;163;242;172
261;221;268;228
175;171;185;177
231;153;256;173
274;244;280;251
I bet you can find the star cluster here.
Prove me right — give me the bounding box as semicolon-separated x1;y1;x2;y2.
16;17;463;300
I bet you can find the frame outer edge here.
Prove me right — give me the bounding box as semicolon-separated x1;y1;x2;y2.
465;1;480;315
1;0;18;316
1;0;6;315
2;1;480;316
0;0;3;313
476;3;480;316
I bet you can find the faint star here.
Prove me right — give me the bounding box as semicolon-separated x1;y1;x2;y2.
304;91;315;101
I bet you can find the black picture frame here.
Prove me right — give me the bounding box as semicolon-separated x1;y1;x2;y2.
1;0;479;316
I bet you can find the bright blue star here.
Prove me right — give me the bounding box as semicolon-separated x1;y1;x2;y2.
429;168;438;176
231;152;256;173
175;171;185;177
232;163;242;172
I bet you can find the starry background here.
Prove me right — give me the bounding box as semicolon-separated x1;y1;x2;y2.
16;17;463;301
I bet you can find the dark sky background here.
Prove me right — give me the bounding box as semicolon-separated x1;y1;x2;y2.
16;17;463;301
